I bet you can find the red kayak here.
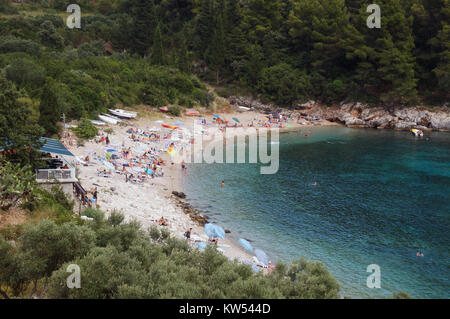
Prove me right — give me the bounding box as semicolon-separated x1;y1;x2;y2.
162;124;179;130
159;107;169;113
185;109;200;117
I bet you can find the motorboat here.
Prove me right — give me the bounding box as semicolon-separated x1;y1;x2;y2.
108;108;137;119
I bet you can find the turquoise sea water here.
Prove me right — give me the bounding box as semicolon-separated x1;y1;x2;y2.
181;127;450;299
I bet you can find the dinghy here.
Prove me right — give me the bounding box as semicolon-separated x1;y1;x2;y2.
99;114;119;125
102;113;122;122
108;108;137;119
90;120;106;126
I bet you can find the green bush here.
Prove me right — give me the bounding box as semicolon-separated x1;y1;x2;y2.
73;119;98;140
0;161;37;211
31;14;64;28
0;37;42;57
168;105;181;116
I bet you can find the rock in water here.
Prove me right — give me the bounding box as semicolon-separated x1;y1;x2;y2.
172;191;186;199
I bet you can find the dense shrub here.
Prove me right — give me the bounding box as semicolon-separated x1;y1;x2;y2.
0;37;42;57
31;14;64;28
73;119;98;140
257;63;311;106
168;105;181;116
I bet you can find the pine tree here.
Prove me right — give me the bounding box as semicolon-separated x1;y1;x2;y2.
207;13;226;84
369;0;418;104
39;80;61;136
151;23;166;65
176;33;192;73
193;0;215;58
432;0;450;98
131;0;157;56
288;0;360;76
0;79;44;168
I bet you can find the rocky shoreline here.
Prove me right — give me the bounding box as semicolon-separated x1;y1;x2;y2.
228;96;450;132
172;192;210;226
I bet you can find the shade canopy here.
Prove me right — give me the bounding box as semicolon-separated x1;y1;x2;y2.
204;223;226;240
1;137;75;156
254;249;269;267
238;238;253;252
38;138;74;157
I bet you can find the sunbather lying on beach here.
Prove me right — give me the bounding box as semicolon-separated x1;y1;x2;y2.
208;237;218;246
157;217;169;226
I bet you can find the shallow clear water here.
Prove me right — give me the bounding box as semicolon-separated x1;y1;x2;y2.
181;127;450;298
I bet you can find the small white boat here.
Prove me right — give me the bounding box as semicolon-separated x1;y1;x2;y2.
102;113;122;123
108;108;137;119
90;120;106;126
238;106;251;111
99;114;119;125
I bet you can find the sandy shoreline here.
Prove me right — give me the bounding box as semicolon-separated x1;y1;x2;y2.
68;110;337;266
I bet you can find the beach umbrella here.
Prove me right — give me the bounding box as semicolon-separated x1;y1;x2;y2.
214;225;226;240
213;115;220;118
197;242;207;250
204;223;218;238
174;121;184;126
238;238;253;253
106;148;118;152
254;249;269;267
204;223;225;239
232;117;240;123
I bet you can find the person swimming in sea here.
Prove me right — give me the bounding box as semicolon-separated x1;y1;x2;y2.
221;181;225;188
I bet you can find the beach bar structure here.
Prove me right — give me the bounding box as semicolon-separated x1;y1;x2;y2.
33;138;77;200
34;138;77;200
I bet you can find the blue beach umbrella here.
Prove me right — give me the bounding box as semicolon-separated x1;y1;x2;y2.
106;148;118;152
204;223;226;239
238;238;253;253
254;249;269;267
204;223;218;238
214;225;226;240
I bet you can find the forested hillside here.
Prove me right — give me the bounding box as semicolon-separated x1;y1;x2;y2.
0;0;448;130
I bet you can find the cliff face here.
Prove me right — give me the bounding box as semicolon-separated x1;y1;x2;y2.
228;96;450;131
300;102;450;131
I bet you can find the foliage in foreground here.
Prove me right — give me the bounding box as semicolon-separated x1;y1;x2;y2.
0;160;37;211
0;211;341;299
